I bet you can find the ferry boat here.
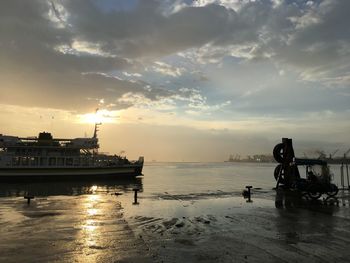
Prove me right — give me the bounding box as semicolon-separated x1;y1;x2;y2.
0;123;144;181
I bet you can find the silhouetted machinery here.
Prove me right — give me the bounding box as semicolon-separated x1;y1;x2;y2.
273;138;338;199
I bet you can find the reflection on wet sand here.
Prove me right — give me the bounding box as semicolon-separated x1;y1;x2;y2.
271;189;350;262
0;177;143;197
122;189;350;262
275;188;340;213
0;179;152;263
78;194;103;262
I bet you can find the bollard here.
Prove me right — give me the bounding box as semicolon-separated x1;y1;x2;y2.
24;195;34;204
133;188;139;205
245;186;253;202
346;164;349;189
340;164;344;189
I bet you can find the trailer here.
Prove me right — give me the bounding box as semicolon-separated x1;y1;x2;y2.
273;138;338;199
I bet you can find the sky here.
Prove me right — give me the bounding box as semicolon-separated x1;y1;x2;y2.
0;0;349;161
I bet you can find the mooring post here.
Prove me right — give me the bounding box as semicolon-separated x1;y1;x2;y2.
24;195;34;204
340;163;344;189
346;164;349;189
245;186;252;202
275;166;282;189
133;188;139;205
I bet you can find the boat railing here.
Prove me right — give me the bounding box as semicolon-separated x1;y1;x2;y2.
3;154;140;168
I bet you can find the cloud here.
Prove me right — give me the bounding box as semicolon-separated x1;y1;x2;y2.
115;87;231;116
151;61;185;77
251;0;350;85
123;72;142;78
0;1;135;111
0;0;349;116
1;0;350;161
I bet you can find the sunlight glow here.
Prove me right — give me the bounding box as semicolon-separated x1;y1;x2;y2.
90;185;98;193
87;194;100;202
78;109;119;124
87;208;99;216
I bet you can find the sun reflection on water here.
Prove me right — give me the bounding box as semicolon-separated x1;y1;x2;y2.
90;185;98;193
87;194;99;202
80;192;103;256
83;219;98;231
87;208;98;216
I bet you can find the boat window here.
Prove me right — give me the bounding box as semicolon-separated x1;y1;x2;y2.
57;158;64;166
49;157;56;166
21;157;29;166
66;158;73;166
12;157;20;166
74;158;80;166
40;157;46;166
82;158;89;166
30;157;38;166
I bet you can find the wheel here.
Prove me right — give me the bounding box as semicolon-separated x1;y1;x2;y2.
273;143;285;163
274;164;285;184
326;184;339;197
294;178;308;191
307;185;322;200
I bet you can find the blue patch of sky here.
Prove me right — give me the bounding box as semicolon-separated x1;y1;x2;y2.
152;54;238;110
202;56;247;99
111;52;238;114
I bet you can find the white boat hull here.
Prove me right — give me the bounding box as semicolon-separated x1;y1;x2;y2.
0;164;143;181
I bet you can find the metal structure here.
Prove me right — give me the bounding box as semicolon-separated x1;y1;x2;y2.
273;138;301;188
273;138;338;199
344;148;350;160
329;149;339;159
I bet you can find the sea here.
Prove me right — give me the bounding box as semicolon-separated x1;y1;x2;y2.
0;162;349;262
0;162;345;198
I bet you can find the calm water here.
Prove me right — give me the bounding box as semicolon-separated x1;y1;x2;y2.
0;162;345;197
1;162;349;263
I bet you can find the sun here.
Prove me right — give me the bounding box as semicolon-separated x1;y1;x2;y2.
78;109;119;124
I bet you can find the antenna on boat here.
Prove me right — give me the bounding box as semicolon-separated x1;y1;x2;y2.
93;108;102;139
93;123;101;139
92;108;102;156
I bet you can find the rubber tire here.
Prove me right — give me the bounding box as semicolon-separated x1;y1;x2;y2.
307;185;322;200
326;184;339;197
274;164;285;184
273;143;285;163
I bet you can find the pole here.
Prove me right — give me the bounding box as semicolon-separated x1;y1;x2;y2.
246;186;252;202
340;163;344;189
275;166;282;189
133;188;139;205
346;164;349;189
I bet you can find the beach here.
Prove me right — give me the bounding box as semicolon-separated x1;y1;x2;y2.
1;163;349;262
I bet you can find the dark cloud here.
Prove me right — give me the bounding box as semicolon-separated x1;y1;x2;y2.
61;0;350;81
0;0;169;111
62;1;238;57
0;0;349;113
250;0;350;83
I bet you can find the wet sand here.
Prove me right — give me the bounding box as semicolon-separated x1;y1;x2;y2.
0;193;153;263
1;186;350;263
124;189;350;263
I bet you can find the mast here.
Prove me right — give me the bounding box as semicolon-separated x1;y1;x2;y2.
93;122;101;139
92;108;102;155
93;108;102;139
